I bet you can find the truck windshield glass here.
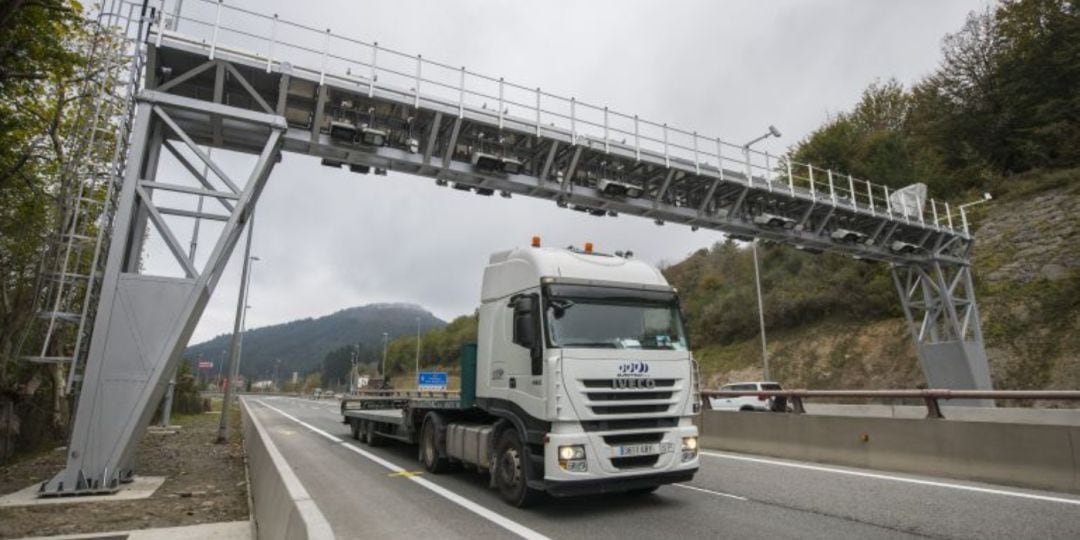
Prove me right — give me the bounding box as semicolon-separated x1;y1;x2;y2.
543;286;687;350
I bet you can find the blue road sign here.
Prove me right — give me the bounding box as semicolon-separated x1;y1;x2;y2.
418;371;448;390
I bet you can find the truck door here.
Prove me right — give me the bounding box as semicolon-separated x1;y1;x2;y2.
506;292;545;418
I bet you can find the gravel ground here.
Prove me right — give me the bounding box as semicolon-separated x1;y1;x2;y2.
0;405;248;538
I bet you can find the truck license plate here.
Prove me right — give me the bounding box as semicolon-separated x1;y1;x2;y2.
613;442;673;457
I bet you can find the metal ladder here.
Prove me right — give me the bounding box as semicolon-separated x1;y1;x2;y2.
19;0;146;397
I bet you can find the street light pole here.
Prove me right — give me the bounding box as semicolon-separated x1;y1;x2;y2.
751;241;770;381
957;193;993;236
743;126;782;381
217;212;258;444
415;317;421;388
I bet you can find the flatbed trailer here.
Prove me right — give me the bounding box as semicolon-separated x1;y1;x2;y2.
340;391;467;446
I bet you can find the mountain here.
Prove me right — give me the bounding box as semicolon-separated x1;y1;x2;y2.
184;303;446;380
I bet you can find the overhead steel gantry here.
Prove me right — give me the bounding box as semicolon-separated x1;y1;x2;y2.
39;0;992;496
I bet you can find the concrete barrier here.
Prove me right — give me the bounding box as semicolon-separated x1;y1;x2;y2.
696;411;1080;494
801;403;1080;426
241;399;335;540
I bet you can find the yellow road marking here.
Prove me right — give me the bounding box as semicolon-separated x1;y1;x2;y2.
387;470;424;478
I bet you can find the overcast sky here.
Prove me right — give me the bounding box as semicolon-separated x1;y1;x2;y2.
145;0;987;344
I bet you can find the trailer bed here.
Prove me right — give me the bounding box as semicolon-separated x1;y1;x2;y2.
340;391;465;443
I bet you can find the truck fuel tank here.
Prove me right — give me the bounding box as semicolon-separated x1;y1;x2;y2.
447;423;494;469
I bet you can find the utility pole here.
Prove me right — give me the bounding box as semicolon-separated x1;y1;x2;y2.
414;317;421;388
350;344;359;394
751;241;770;380
217;213;257;444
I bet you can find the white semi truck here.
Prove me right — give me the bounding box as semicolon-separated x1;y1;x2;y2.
340;240;701;506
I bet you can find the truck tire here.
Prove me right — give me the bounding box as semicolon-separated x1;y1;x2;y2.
494;429;542;508
350;419;361;440
420;414;450;474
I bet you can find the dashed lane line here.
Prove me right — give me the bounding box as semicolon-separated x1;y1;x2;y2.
672;483;748;501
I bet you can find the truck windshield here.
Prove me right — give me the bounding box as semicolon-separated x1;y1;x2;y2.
543;285;688;351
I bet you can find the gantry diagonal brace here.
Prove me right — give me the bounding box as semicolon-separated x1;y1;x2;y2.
40;90;286;496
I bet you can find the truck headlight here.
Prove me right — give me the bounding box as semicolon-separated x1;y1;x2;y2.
558;445;587;471
681;437;698;462
558;445;585;461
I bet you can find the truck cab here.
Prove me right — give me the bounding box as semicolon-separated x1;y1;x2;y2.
341;241;700;507
474;242;700;502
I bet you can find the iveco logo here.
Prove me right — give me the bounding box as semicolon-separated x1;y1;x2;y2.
617;362;650;375
612;378;657;389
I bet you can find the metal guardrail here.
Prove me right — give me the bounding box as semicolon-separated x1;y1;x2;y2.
145;0;967;236
701;389;1080;419
347;390;460;400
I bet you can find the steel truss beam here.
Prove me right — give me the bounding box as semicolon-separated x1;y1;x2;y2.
40;90;285;496
152;34;970;266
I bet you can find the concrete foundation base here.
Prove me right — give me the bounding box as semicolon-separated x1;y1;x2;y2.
0;476;166;507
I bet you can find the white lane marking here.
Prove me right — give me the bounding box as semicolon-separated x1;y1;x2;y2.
240;399;335;539
701;451;1080;507
256;400;551;540
672;483;747;501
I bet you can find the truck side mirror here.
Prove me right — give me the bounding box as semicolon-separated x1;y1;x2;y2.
511;295;543;375
512;295;536;348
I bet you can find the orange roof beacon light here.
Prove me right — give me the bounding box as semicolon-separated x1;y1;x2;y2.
584;242;593;253
531;236;541;248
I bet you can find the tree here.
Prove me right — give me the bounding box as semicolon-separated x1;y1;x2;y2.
0;0;124;461
321;343;368;390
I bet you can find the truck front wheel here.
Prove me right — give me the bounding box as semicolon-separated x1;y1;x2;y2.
420;416;450;473
494;430;542;507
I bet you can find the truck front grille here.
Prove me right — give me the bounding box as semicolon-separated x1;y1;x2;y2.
611;455;660;469
580;417;678;432
579;378;681;416
590;404;670;415
602;432;664;445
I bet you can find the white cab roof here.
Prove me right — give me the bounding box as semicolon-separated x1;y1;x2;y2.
481;246;670;302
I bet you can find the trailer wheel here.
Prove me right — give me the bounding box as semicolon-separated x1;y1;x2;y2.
365;421;385;447
494;429;542;507
358;421;371;445
420;415;450;474
350;419;361;440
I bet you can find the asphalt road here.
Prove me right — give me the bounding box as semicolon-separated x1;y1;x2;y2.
244;396;1080;540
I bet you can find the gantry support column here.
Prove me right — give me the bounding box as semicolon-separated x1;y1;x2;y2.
41;90;286;496
892;262;994;404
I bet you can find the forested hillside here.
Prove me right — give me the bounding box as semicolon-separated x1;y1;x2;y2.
183;303;445;381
